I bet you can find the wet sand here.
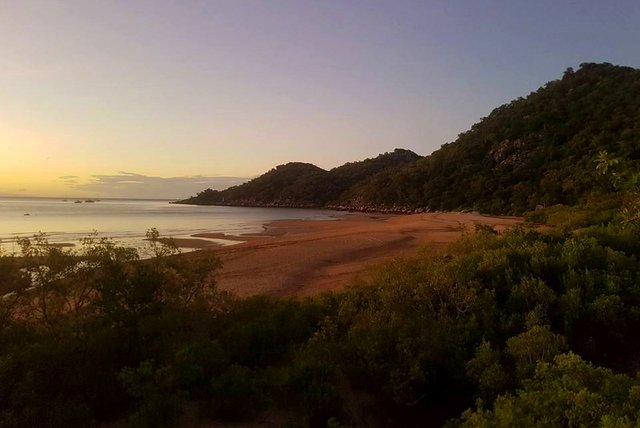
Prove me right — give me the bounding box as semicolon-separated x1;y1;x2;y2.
192;212;522;297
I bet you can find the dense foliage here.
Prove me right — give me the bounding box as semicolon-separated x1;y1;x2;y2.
181;63;640;215
3;209;640;426
351;63;640;214
459;353;640;427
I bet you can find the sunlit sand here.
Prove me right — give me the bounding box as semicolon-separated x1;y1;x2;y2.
194;212;522;297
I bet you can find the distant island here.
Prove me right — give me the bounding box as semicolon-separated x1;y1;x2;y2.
179;63;640;215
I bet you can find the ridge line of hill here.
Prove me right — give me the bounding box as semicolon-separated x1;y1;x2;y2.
179;62;640;215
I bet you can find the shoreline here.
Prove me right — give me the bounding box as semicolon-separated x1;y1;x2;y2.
194;212;522;297
172;199;446;215
1;210;523;297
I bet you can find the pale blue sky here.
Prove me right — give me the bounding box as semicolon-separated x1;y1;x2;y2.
1;0;639;197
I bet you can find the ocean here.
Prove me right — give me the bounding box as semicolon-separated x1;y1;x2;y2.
0;197;335;255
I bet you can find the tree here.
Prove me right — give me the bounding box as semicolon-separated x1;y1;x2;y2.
459;353;640;427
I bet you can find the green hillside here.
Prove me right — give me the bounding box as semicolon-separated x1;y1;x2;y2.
181;63;640;215
178;148;420;207
348;63;640;214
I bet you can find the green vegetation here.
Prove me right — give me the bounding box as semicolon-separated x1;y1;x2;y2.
348;63;640;214
460;353;640;427
178;148;420;208
4;63;640;426
3;208;640;426
182;63;640;215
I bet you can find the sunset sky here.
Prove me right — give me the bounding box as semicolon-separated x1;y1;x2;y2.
1;0;639;198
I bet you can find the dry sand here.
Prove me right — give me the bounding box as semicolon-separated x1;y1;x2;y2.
189;212;522;298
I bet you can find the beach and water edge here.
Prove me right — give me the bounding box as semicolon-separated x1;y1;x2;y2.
0;197;522;297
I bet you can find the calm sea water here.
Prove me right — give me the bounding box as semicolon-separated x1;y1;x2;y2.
0;197;336;254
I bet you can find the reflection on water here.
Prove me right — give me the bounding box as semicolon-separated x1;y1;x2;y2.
0;197;335;254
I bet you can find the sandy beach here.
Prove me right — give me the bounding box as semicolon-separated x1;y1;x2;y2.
179;212;522;297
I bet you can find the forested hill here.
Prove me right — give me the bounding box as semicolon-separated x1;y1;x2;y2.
180;63;640;214
346;63;640;214
177;148;421;208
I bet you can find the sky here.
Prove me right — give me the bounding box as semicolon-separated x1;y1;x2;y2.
1;0;639;198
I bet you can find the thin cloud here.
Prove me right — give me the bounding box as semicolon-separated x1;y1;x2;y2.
63;172;247;199
59;175;79;184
